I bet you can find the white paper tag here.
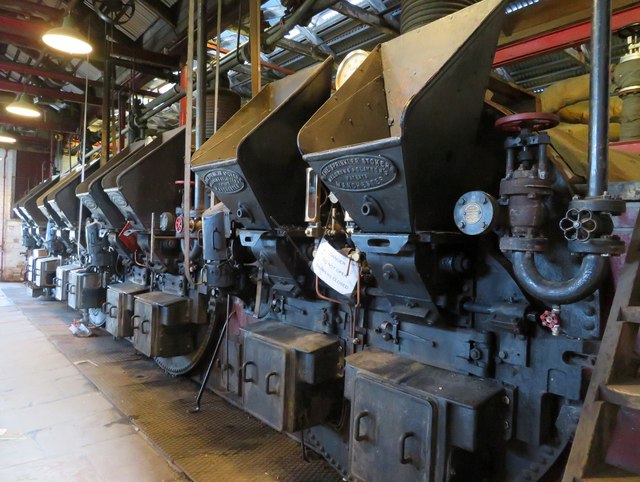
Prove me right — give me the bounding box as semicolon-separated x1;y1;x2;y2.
312;240;358;295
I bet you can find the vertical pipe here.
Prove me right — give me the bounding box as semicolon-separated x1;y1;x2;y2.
101;57;111;166
1;150;7;281
183;0;195;287
179;67;188;127
213;0;223;137
587;0;612;198
250;0;262;97
77;58;90;259
194;0;207;213
210;0;223;209
119;92;126;152
48;133;54;180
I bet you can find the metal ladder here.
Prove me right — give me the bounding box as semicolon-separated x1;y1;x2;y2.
564;215;640;481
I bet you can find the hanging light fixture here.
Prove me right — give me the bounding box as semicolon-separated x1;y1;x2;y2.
0;128;17;144
6;94;41;118
42;15;93;55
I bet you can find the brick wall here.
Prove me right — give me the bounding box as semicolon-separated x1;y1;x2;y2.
0;148;25;281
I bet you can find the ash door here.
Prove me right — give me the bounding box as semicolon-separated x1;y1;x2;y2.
242;336;287;431
350;376;433;482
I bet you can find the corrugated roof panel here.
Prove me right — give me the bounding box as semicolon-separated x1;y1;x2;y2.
83;0;159;40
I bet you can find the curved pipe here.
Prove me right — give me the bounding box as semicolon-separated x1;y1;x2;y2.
512;252;607;305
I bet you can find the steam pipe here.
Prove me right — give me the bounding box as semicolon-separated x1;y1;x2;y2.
587;0;612;198
511;0;612;304
512;252;607;305
194;0;207;213
183;0;195;288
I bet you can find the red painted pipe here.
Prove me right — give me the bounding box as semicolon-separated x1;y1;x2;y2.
179;66;188;127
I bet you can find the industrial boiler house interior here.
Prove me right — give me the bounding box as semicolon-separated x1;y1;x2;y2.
1;0;640;481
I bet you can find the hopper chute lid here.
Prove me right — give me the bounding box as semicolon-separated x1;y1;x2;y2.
20;176;60;227
191;58;333;170
298;0;507;154
104;127;185;231
298;0;507;234
44;160;101;229
191;58;333;229
76;141;146;228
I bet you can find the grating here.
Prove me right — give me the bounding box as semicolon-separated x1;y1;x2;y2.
1;284;340;482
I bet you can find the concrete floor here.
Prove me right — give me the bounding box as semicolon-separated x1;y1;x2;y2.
0;287;185;482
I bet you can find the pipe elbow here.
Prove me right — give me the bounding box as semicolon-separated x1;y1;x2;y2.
512;251;607;305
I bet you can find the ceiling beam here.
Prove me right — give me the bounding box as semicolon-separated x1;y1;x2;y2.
495;4;640;66
0;0;63;21
0;113;78;133
0;79;102;106
0;15;180;71
0;60;160;97
499;0;639;47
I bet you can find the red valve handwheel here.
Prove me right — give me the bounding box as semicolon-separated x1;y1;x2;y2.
495;112;560;134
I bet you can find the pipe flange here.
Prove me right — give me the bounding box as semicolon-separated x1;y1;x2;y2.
568;237;626;256
500;236;547;253
499;176;553;197
568;197;626;215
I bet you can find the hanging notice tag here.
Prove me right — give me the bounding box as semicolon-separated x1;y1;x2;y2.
312;240;358;295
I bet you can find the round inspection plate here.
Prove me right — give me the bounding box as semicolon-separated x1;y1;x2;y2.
454;191;498;236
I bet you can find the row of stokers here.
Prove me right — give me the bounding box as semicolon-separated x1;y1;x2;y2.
26;250;102;310
25;251;193;359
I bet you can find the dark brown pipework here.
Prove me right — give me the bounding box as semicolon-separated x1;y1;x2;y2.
496;113;557;254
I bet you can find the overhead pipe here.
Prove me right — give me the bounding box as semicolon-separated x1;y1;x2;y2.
512;0;612;305
135;0;340;125
331;0;399;37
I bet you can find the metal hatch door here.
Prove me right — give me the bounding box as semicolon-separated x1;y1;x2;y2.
350;376;433;482
242;336;287;431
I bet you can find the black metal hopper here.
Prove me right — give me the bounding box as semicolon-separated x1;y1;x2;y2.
40;162;101;229
37;178;67;228
191;59;333;229
298;0;506;233
76;140;155;229
102;127;184;231
14;176;59;227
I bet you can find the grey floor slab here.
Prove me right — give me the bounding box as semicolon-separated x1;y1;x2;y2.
0;285;185;482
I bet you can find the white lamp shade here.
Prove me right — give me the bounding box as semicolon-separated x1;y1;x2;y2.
42;16;92;55
6;95;41;118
